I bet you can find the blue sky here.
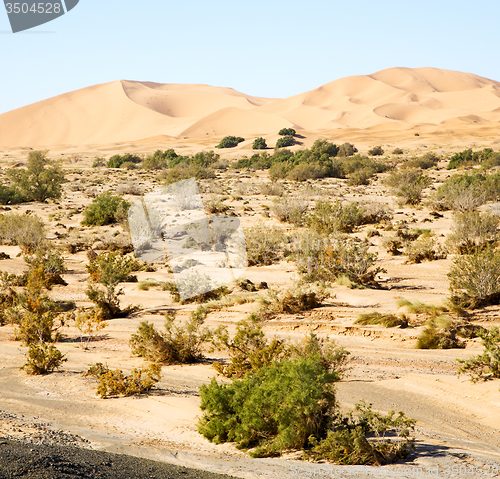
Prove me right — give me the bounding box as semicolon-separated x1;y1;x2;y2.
1;0;499;114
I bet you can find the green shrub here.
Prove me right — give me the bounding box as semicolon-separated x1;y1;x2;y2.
106;153;142;168
161;163;216;184
347;168;374;186
457;327;500;382
447;211;500;254
21;342;66;375
392;148;404;155
278;128;296;136
0;213;46;254
368;146;384;156
130;307;211;364
355;312;408;328
92;157;106;168
306;401;415;465
275;135;295;148
81;191;131;226
434;173;486;211
447;148;495;169
142;149;179;170
0;184;25;205
24;244;67;288
86;252;137;319
448;248;500;308
252;137;267;149
6;150;66;203
286;162;328;181
215;136;245;149
90;364;162;399
384;169;432;205
198;356;338;457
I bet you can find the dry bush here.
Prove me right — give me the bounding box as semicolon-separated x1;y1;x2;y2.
115;183;143;196
447;211;500;254
355;312;408;328
384;169;432;205
130;307;212;364
404;236;447;264
204;194;230;214
404;152;439;169
257;182;283;196
75;308;107;349
259;287;320;315
0;213;46;253
86;363;162;399
416;317;465;349
21;343;66;375
271;196;308;226
244;224;290;266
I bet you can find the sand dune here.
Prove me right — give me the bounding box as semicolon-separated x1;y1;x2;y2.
1;67;500;148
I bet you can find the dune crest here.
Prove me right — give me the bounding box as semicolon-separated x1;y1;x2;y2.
1;67;500;148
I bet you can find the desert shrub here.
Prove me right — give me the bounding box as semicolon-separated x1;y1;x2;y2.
275;135;295;149
347;168;374;186
215;136;245;149
447;148;495;170
75;308;107;349
115;183;143;196
81;192;130;227
457;327;500;382
260;287;319;315
404;236;446;264
161;163;216;184
130;307;211;364
384;169;432;205
24;244;67;288
142;149;180;170
204;195;230;214
211;314;289;379
6;150;66;203
416;317;465;349
448;248;500;308
337;143;358;157
368;146;384;156
91;364;162;399
381;235;403;255
392;148;404;155
293;231;384;285
308;201;365;234
86;252;137;319
198;355;338;457
244;224;290;266
433;173;486;211
447;211;500;254
21;343;66;375
257;182;283;196
252;137;267;149
106;153;141;168
0;184;25;205
271;197;308;226
286;162;328;181
0;213;46;254
278;128;296;136
404;152;439;169
92;157;106;168
306;401;415;465
355;312;408;328
161;278;229;304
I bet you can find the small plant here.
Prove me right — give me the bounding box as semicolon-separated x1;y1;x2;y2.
260;287;319;315
337;143;358;157
106;153;142;168
404;236;446;264
392;148;404;155
448;248;500;308
244;224;290;266
457;327;500;383
130;307;212;364
86;252;137;319
92;157;106;168
92;364;162;399
82;191;131;226
368;146;384;156
416;317;465;349
215;136;245;149
308;200;364;234
355;312;408;328
75;308;107;349
21;342;66;375
384;169;432;205
405;152;439;169
252;137;267;149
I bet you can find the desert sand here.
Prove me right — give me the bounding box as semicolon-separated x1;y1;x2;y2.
0;68;500;479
